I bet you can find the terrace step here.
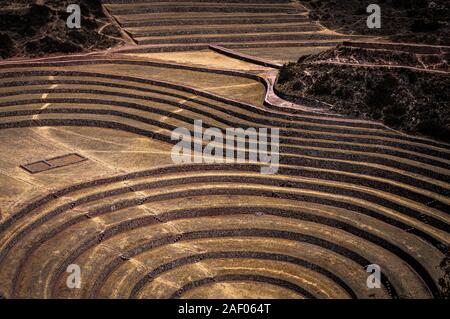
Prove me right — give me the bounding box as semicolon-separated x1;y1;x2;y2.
126;21;313;31
115;40;346;53
135;32;347;45
127;23;321;37
107;3;303;15
119;15;310;27
129;25;320;37
1;0;449;301
209;45;282;69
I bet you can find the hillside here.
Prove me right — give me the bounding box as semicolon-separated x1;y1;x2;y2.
276;42;450;142
0;0;123;59
302;0;450;45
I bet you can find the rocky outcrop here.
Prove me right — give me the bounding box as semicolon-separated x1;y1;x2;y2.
302;0;450;45
0;1;123;59
276;44;450;142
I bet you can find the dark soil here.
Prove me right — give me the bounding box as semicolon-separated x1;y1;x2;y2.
311;45;450;71
0;0;124;59
440;246;450;299
302;0;450;45
276;48;450;142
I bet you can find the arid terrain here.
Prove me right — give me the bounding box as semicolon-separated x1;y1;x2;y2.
302;0;450;45
0;0;449;300
276;42;450;142
0;0;123;59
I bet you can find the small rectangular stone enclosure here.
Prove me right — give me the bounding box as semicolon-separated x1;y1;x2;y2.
20;153;87;174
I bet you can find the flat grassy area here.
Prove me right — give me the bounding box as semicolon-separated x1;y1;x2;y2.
125;50;268;71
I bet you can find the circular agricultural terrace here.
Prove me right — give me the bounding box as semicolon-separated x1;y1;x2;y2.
0;0;448;299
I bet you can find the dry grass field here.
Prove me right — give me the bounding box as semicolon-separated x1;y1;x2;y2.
0;1;449;300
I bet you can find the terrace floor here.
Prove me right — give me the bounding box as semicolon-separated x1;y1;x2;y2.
0;0;448;300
